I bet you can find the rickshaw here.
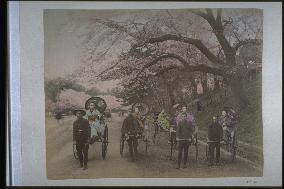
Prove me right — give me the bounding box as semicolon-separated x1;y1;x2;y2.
205;125;238;162
120;102;151;157
151;111;160;144
205;108;239;162
166;103;199;161
104;109;112;122
73;97;109;160
168;124;199;161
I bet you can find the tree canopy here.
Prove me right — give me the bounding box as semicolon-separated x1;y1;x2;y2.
65;8;263;110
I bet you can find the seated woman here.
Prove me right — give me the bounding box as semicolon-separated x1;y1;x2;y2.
85;102;105;143
218;108;238;144
141;116;150;141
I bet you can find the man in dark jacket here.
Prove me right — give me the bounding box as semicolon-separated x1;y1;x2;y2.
208;116;223;166
73;109;91;170
121;109;141;161
175;104;196;169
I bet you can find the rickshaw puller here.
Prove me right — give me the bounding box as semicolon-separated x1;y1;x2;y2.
208;116;223;166
73;109;91;170
176;104;197;169
121;108;142;161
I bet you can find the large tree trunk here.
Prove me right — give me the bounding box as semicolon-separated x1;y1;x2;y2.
228;75;249;109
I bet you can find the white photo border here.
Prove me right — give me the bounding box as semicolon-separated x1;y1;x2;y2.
9;1;282;186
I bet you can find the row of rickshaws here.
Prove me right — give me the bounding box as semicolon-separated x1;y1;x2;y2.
73;97;238;163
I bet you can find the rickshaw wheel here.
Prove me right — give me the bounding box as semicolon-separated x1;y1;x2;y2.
169;131;176;160
205;144;209;161
226;133;237;162
230;134;237;162
102;126;108;160
145;138;150;155
73;143;79;160
195;134;198;161
102;142;107;160
120;136;125;157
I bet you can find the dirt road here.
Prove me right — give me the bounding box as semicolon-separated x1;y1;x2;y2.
46;113;262;179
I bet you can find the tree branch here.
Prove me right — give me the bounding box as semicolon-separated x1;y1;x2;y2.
233;39;262;51
153;65;181;77
140;34;225;65
191;9;209;20
232;31;241;43
134;53;189;79
192;8;236;65
222;17;233;28
205;8;215;19
183;64;225;75
136;53;226;82
216;9;222;24
92;18;141;40
96;61;120;77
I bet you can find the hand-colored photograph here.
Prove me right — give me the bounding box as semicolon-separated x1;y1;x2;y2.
44;8;263;179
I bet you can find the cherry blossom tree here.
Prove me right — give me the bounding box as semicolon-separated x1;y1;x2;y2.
56;89;91;110
69;8;262;109
45;77;86;103
97;94;122;110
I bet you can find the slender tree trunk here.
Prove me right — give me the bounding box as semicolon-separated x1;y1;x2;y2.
214;75;220;91
166;84;175;113
201;80;207;94
188;75;197;98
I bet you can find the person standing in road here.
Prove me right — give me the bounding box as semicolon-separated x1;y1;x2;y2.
207;116;223;166
175;104;197;169
121;108;141;161
54;110;62;124
73;109;91;170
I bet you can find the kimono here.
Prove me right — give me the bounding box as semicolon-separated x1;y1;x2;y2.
218;115;235;141
85;109;105;138
157;110;171;130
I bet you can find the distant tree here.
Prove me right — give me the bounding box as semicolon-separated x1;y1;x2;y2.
45;98;56;113
96;94;122;110
113;76;153;106
45;77;85;103
56;89;91;110
85;87;100;96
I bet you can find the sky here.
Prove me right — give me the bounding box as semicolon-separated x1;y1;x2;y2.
43;10;152;92
44;10;123;91
43;10;173;79
44;11;81;79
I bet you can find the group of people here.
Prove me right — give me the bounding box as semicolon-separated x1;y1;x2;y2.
72;99;238;170
170;104;198;169
72;102;106;170
153;103;238;168
120;103;198;168
207;107;238;166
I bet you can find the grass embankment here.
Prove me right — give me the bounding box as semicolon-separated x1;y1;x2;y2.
191;75;263;147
